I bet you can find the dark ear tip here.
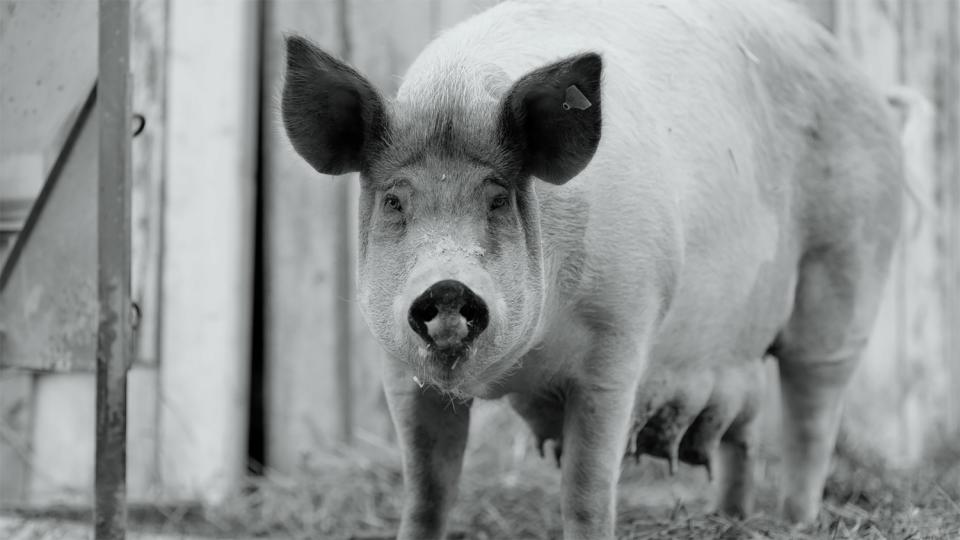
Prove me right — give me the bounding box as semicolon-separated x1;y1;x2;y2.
572;52;603;76
283;34;316;58
284;34;322;66
284;34;309;51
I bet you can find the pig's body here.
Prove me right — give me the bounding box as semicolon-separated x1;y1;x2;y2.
399;0;899;525
282;0;902;538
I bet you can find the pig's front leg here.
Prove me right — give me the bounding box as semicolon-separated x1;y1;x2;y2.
560;345;642;540
384;372;471;540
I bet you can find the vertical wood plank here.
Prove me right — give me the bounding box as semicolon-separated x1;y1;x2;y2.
943;1;960;441
432;0;501;34
897;0;950;457
126;369;159;502
834;0;902;85
160;0;257;502
262;0;344;473
348;0;434;96
130;0;167;367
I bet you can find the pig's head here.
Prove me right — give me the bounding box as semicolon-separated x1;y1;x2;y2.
281;36;602;397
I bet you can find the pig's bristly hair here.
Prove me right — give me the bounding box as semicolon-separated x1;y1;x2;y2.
371;55;522;180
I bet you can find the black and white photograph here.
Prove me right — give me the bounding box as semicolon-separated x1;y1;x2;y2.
0;0;958;538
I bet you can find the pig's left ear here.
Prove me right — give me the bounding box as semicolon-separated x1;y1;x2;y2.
499;53;602;185
282;35;387;175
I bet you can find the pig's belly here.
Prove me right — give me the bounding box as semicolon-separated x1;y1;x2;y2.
649;250;798;371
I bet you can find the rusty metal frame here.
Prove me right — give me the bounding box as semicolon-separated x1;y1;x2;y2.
95;0;131;538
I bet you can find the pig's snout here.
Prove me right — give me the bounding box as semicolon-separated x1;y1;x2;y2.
408;280;489;352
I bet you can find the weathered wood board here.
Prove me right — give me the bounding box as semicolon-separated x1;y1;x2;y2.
130;0;167;367
158;0;258;503
262;0;347;472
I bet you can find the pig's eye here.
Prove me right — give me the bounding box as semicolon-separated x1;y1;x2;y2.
384;193;403;212
489;194;509;211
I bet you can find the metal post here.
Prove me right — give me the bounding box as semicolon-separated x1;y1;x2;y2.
96;0;131;539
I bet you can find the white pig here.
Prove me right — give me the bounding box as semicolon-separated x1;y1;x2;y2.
281;0;903;538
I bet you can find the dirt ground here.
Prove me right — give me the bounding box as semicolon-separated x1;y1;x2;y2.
3;402;958;539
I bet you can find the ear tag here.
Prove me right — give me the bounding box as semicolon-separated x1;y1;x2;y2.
562;85;592;111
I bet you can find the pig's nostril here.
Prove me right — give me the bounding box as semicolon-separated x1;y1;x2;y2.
459;302;489;336
408;279;489;348
461;305;479;325
414;304;439;323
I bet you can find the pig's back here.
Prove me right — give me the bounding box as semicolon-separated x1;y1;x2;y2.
402;0;892;238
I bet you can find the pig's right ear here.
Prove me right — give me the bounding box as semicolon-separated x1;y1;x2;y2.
282;35;387;175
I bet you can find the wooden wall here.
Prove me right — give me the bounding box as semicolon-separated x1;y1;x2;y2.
0;0;259;507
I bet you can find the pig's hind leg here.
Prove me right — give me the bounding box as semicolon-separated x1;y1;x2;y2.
773;244;892;523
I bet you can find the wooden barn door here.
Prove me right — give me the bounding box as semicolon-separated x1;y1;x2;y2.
0;0;259;508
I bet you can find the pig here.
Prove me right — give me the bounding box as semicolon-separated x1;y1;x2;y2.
280;0;903;538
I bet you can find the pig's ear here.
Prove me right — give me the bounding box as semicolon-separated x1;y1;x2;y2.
282;35;387;175
499;53;602;185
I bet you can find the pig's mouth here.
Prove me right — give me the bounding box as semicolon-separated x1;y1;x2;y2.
406;341;520;400
428;344;471;368
408;342;498;397
416;343;473;380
